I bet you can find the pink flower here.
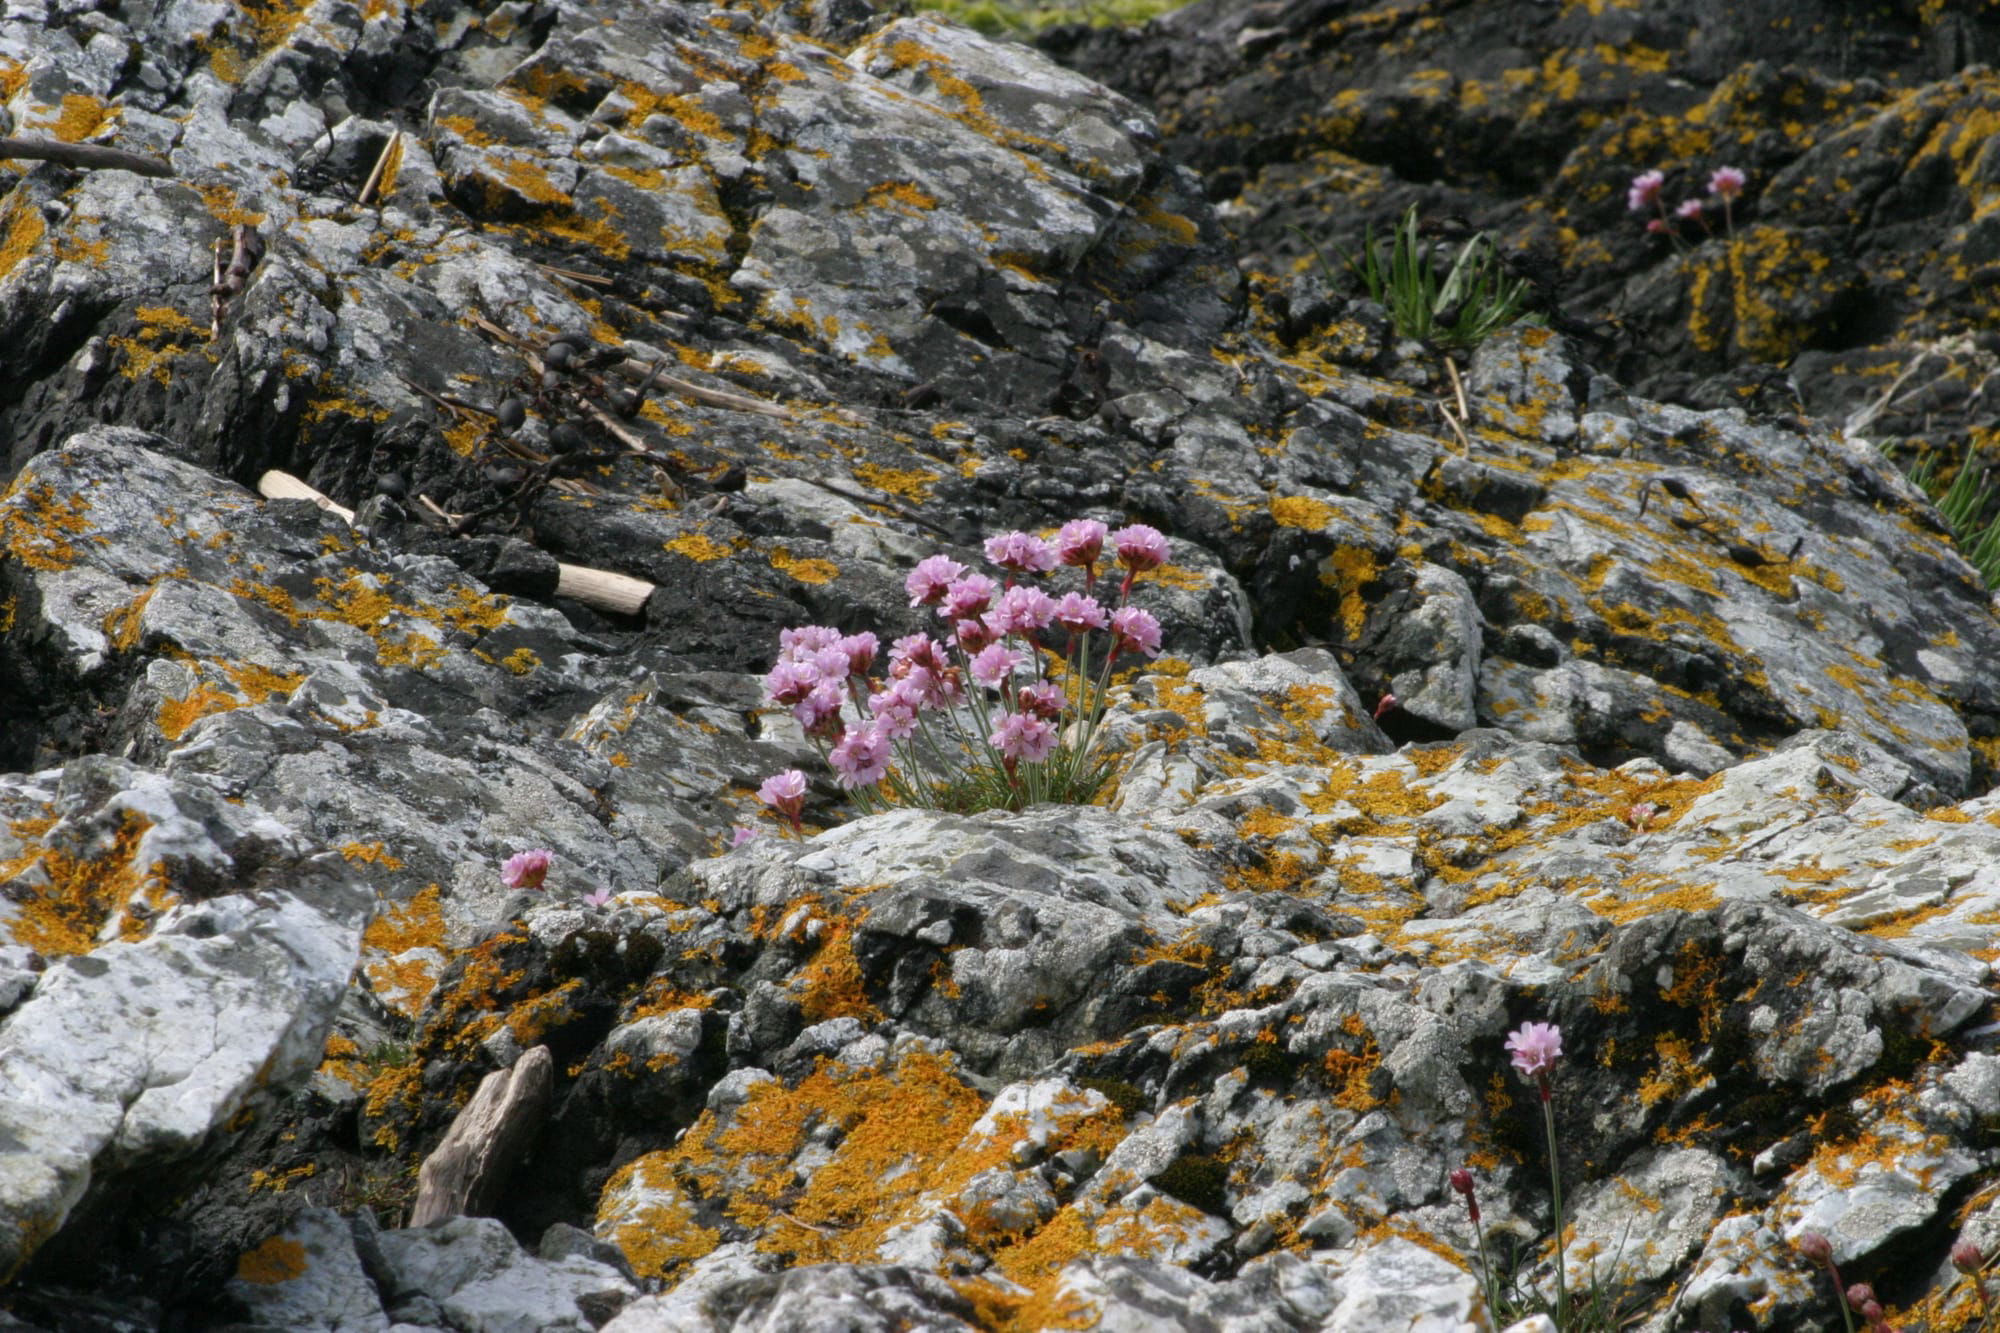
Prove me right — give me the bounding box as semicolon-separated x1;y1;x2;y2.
582;888;613;907
951;618;994;654
764;659;819;706
905;554;968;607
809;646;853;681
758;770;807;830
984;530;1058;574
990;712;1057;763
1110;524;1170;573
1108;606;1162;658
874;695;920;740
890;633;950;679
1952;1240;1984;1274
728;825;761;847
987;585;1057;636
1627;168;1665;212
970;643;1025;689
1055;519;1107;568
1797;1232;1833;1267
793;680;847;736
1708;165;1746;200
1053;592;1108;633
779;625;842;656
1625;801;1658;830
1646;217;1671;235
1505;1021;1563;1079
1018;679;1066;719
1373;692;1398;720
837;631;878;676
940;574;998;620
1674;198;1704;220
829;724;891;787
501;848;552;890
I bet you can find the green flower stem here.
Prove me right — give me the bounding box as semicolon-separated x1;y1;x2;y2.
1538;1075;1569;1329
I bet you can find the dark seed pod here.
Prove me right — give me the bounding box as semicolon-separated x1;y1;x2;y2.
1659;477;1694;500
541;370;563;392
1728;543;1772;567
549;422;589;453
376;471;408;498
496;397;527;431
607;390;640;418
542;339;577;370
1669;514;1705;530
710;464;747;493
486;465;524;486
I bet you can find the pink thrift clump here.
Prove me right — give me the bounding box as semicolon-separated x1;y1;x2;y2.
1708;165;1746;199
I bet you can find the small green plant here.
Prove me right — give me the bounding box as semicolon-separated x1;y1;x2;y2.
1452;1021;1637;1333
912;0;1187;36
1300;204;1537;350
1883;442;2000;587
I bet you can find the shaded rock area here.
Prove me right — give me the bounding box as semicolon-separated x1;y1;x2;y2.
1;0;1999;1331
1045;0;2000;465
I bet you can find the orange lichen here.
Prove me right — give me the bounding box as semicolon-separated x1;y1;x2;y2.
1;481;93;571
234;1236;308;1284
6;811;159;957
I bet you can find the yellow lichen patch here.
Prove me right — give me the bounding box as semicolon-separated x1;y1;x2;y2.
1;481;94;571
442;584;510;634
341;841;405;871
157;680;244;740
363;884;446;1012
1319;545;1381;640
1270;495;1337;529
34;94;116;144
5;810;159;958
234;1236;308;1285
597;1152;723;1279
102;583;158;651
221;659;306;703
500;647;540;676
852;461;939;502
861;181;938;215
0;189;46;282
193;183;268;229
108;305;205;386
248;1163;318;1193
665;532;734;561
769;547;838;584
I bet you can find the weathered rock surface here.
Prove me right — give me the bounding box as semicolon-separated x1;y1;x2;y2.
2;0;2000;1330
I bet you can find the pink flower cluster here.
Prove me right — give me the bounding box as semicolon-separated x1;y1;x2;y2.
754;520;1172;829
1628;165;1749;243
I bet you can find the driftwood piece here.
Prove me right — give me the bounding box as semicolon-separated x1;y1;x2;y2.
256;470;656;616
0;135;172;178
356;129;401;208
408;1045;554;1227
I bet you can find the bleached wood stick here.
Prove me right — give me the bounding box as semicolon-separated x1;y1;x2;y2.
356;129;401;207
256;470;655;616
0;135;172;177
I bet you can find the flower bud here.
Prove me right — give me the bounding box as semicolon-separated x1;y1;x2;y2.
1846;1283;1874;1311
1449;1169;1475;1196
1797;1232;1833;1266
1954;1239;1985;1274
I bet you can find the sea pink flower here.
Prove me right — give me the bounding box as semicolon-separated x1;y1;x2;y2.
874;695;919;740
837;631;878;676
502;848;552;890
779;625;842;656
1054;592;1109;633
1506;1021;1563;1079
758;770;808;830
793;681;847;735
1797;1232;1833;1267
1055;519;1107;568
987;585;1058;636
991;712;1058;763
1646;217;1671;235
1373;692;1398;720
985;530;1058;574
953;618;996;654
905;554;968;607
728;825;761;847
1674;198;1704;220
1708;165;1746;200
940;574;998;621
1952;1240;1984;1274
582;888;612;908
1627;168;1665;212
1018;679;1066;719
764;659;819;706
970;643;1024;689
1448;1167;1480;1225
829;724;891;787
1110;524;1170;573
1108;606;1162;658
809;646;852;681
890;633;950;679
